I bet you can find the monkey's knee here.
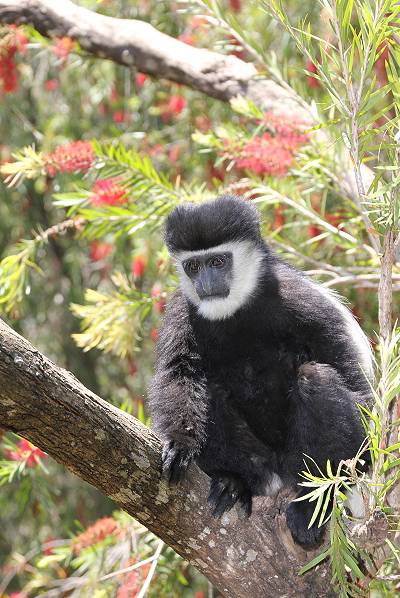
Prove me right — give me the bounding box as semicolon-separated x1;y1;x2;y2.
298;361;342;388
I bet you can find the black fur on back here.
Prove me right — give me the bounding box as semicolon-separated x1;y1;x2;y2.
164;195;262;253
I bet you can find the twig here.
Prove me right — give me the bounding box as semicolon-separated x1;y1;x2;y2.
330;0;383;254
254;187;378;258
33;217;86;243
136;540;164;598
99;553;160;582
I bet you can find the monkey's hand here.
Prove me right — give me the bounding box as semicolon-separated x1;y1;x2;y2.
161;440;198;485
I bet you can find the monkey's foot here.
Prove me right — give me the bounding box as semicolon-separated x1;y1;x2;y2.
208;472;252;519
161;440;196;485
286;500;326;549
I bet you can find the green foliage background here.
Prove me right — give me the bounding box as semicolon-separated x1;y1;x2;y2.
0;0;399;596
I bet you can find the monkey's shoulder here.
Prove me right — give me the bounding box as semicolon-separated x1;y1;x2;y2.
269;260;347;325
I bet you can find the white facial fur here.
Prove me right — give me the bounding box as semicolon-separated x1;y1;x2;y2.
174;240;265;321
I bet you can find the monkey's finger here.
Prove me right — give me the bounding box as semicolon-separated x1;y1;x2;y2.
238;492;252;518
167;449;193;485
162;441;175;465
211;487;238;518
162;449;181;483
208;479;226;507
208;479;238;517
168;458;186;485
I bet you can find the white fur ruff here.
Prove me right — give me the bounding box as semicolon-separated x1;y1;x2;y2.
307;279;374;380
174;241;265;321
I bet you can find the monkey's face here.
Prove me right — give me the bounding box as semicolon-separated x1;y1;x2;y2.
174;240;265;321
182;251;232;300
165;195;266;320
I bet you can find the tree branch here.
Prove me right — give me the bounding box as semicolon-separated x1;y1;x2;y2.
0;317;336;597
0;0;300;111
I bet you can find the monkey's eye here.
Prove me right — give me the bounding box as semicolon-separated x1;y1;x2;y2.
183;260;201;275
208;255;226;268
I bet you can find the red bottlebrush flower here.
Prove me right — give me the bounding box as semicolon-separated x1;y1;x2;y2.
168;144;181;163
194;115;212;132
262;112;309;149
225;114;308;178
10;593;29;598
229;0;241;11
161;95;187;122
90;177;128;206
326;212;342;228
5;439;46;467
190;16;208;29
131;255;146;278
0;26;28;94
14;28;28;53
272;206;285;229
0;50;17;93
135;72;148;87
308;224;321;238
167;95;187;114
234;135;294;177
148;143;164;157
151;283;166;313
195;593;206;598
89;241;112;261
375;41;389;87
127;359;138;376
53;37;75;62
45;78;59;91
306;60;321;89
45;140;95;176
113;110;131;124
116;563;151;598
178;33;195;46
150;327;159;342
43;536;56;556
116;570;140;598
228;35;246;60
151;282;162;298
73;517;122;554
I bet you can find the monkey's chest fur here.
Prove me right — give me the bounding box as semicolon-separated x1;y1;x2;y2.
193;315;305;489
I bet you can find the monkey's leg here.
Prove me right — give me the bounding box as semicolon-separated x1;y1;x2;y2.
284;361;366;548
198;401;276;519
285;489;328;548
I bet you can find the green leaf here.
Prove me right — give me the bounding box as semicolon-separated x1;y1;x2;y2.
298;548;330;575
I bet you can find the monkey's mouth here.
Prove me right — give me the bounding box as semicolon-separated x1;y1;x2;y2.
200;292;230;301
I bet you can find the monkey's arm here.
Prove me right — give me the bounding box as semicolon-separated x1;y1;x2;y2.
149;292;208;484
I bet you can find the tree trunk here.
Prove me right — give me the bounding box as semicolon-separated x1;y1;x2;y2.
0;318;335;597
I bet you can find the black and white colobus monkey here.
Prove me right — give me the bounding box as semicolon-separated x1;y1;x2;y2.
149;195;372;548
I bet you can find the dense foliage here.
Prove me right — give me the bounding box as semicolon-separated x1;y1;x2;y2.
0;0;399;596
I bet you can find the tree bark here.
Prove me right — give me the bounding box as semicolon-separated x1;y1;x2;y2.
0;0;375;216
0;318;336;597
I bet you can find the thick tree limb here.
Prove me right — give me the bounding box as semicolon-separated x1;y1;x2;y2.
0;0;299;111
0;318;336;597
0;0;375;219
